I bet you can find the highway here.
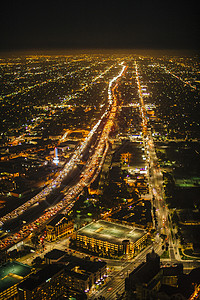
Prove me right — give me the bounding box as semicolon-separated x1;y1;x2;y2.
0;63;126;251
88;61;200;299
12;59;200;300
0;63;116;226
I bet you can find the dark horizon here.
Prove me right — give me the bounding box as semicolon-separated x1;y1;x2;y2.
0;47;199;59
1;0;199;53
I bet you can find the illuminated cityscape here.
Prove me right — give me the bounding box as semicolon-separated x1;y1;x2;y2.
0;1;199;299
0;52;199;300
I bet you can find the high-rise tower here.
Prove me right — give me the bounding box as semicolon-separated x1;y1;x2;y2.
53;147;59;165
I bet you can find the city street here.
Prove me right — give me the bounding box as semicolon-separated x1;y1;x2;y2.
1;55;200;299
89;243;163;299
16;60;200;300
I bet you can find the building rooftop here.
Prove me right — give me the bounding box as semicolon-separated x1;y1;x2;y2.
60;255;106;274
127;250;160;286
77;220;146;245
45;249;106;274
162;264;183;276
47;214;68;227
0;261;32;293
65;269;89;281
110;200;152;226
44;248;66;261
189;267;200;284
18;264;64;291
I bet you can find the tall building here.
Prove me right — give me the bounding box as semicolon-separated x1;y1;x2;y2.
125;250;195;299
125;250;161;299
53;147;59;165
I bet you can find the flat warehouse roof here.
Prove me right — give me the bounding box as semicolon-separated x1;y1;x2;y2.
77;220;146;245
0;261;32;292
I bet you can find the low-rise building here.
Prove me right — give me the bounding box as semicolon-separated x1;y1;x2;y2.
108;200;153;230
18;264;65;300
75;220;148;258
44;249;107;294
0;261;33;300
162;264;183;287
46;214;74;241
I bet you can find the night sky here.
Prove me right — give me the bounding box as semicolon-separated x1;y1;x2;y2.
1;0;199;51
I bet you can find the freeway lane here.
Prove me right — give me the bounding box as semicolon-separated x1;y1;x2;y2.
0;63;117;227
2;126;103;232
2;166;81;232
0;63;126;251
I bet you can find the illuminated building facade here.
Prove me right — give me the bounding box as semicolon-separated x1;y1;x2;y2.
75;220;148;257
46;214;74;241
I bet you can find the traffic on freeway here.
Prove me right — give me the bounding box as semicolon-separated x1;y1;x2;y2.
0;63;126;251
